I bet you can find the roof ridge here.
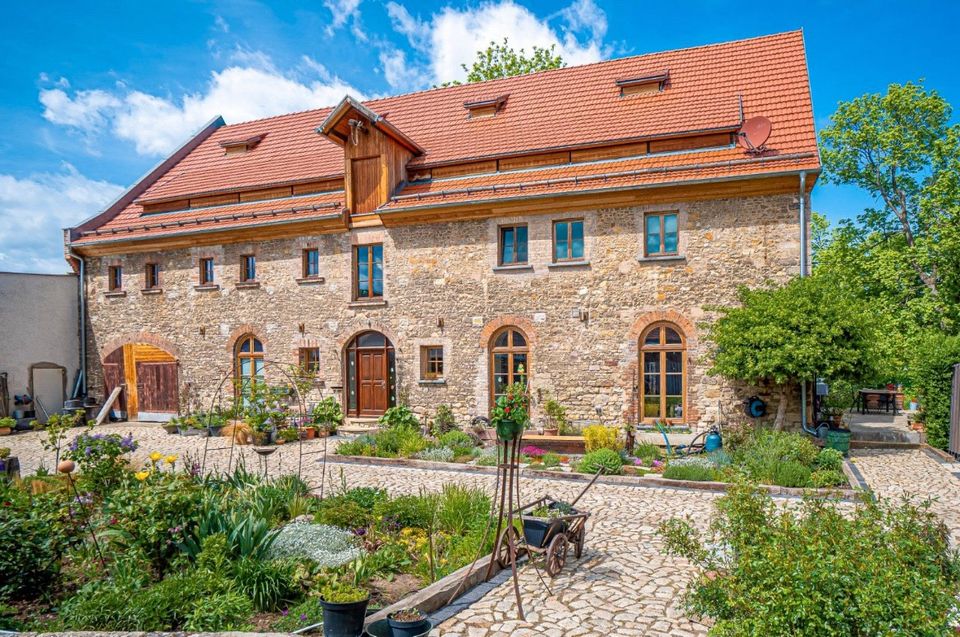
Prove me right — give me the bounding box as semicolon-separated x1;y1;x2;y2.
217;105;333;130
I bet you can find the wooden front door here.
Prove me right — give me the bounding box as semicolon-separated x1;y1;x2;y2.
357;349;388;416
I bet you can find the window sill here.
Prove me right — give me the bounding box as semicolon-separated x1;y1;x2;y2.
418;379;446;385
193;284;220;292
235;281;261;289
140;288;163;295
104;290;126;298
636;254;686;264
492;264;533;272
296;276;325;285
348;299;387;308
548;260;591;269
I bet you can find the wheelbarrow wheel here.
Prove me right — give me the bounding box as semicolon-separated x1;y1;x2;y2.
545;533;568;577
496;526;520;568
574;524;585;559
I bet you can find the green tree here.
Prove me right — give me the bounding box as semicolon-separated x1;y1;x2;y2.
819;82;960;328
705;274;881;429
442;38;565;86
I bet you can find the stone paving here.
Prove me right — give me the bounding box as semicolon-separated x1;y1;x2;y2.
5;424;960;636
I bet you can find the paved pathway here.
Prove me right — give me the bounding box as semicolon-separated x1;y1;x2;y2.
5;424;960;636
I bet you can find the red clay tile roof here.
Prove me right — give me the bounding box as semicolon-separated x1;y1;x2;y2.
73;30;819;244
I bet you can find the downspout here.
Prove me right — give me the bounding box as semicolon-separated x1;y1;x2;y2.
67;248;87;397
798;171;815;436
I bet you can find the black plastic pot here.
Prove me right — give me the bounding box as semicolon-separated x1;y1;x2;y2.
522;517;566;549
386;612;431;637
321;597;369;637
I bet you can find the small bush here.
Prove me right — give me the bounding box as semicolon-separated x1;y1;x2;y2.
314;499;370;529
430;404;458;436
339;486;388;510
374;494;436;529
658;482;960;635
475;448;501;466
633;442;663;463
542;452;561;467
771;460;812;488
439;430;474;448
663;463;717;482
810;469;847;489
415;447;455;463
378;405;421;430
735;429;819;484
335;435;375;456
268;522;361;567
436;484;489;535
232;558;299;611
272;596;324;632
183;591;254;631
577;448;623;475
583;425;623;453
815;448;845;472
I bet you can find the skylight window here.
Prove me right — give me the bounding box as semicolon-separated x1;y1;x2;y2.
219;133;266;155
616;72;669;97
464;94;508;119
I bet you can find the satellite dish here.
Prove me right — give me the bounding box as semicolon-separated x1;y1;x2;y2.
737;116;772;154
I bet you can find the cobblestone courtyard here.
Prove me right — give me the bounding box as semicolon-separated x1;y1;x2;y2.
5;424;960;636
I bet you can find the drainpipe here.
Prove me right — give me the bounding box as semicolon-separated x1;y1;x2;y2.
67;248;87;397
798;171;815;436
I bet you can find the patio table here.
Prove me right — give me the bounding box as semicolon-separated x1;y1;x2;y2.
858;389;899;415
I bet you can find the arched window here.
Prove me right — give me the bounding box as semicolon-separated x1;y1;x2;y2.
235;334;264;392
490;327;528;407
640;323;685;422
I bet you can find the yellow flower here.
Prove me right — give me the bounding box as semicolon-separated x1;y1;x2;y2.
135;471;150;481
165;455;178;465
149;451;163;463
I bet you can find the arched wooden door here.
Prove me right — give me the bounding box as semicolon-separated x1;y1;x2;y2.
345;331;395;417
103;343;178;421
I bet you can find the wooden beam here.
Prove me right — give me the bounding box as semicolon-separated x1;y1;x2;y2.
122;344;138;421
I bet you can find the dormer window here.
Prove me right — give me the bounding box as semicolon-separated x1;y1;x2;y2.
616;72;669;97
219;133;266;155
464;94;508;119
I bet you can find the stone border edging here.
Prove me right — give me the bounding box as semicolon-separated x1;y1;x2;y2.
327;455;863;501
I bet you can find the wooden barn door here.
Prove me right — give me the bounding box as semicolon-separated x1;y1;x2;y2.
136;362;179;415
102;348;126;414
102;344;178;421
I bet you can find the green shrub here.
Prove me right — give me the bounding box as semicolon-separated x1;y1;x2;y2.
815;448;845;472
771;461;812;488
659;482;960;635
810;469;848;488
183;591;254;631
430;404;458;436
319;580;368;603
475;448;501;466
583;425;623;453
58;581;140;629
577;448;623;475
633;442;663;463
232;558;299;611
909;332;960;449
378;405;421;430
439;430;474;448
415;447;455;462
436;484;489;535
541;452;561;467
268;522;361;567
65;431;138;492
336;435;375;456
0;486;67;601
178;505;279;561
735;429;819;483
374;494;436;529
663;463;717;482
315;499;370;529
272;596;324;632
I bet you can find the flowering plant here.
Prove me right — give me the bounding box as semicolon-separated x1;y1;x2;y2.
66;431;137;491
521;445;546;458
490;381;529;441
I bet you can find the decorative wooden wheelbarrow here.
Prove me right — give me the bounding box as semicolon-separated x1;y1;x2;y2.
494;470;602;577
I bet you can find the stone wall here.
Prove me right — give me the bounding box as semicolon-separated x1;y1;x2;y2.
82;192;807;430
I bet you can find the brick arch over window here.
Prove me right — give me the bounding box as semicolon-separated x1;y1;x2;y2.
620;310;699;424
478;316;537;348
226;324;269;355
98;332;180;362
337;321;400;355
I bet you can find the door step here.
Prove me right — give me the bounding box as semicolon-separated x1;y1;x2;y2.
341;417;381;434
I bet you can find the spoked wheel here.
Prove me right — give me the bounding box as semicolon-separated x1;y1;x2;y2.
545;533;569;577
573;524;586;559
496;526;520;568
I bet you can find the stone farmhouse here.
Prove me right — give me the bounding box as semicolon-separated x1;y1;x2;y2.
64;31;819;429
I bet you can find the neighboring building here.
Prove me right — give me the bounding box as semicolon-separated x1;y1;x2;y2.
64;31;819;428
0;272;79;420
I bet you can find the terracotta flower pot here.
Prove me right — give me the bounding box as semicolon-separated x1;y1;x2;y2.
543;428;559;436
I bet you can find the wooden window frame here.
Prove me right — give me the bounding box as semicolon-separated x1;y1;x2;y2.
639;322;686;424
353;243;383;300
240;254;257;282
552;218;585;262
234;334;264;393
144;263;160;290
302;248;320;279
107;265;122;291
644;212;680;257
298;347;320;373
420;346;444;380
199;258;215;285
498;224;529;266
489;327;529;409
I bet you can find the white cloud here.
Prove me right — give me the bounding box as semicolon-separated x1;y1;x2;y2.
40;57;363;157
379;48;429;91
324;0;366;41
0;165;124;274
384;0;608;88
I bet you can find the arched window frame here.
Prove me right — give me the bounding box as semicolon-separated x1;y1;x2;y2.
639;322;686;423
489;326;529;408
234;334;264;394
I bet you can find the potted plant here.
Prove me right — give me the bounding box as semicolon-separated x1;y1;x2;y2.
204;411;226;437
161;419;179;435
490;380;529;442
387;607;431;637
542;399;567;436
277;427;299;445
522;501;572;549
312;397;344;438
319;579;369;637
0;447;9;473
301;424;317;440
0;417;13;436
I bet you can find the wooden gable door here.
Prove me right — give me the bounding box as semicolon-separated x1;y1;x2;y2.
350;156;381;214
357;349;388;416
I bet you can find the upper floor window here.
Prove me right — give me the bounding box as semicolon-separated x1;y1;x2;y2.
240;255;257;282
553;219;584;262
421;346;444;380
108;265;122;291
303;248;320;278
299;347;320;373
144;263;160;290
499;224;528;265
645;212;678;256
199;258;215;285
354;244;383;299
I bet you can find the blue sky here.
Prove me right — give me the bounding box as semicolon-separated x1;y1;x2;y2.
2;0;958;273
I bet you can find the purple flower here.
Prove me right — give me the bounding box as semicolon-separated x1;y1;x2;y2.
281;609;289;617
633;458;644;466
299;613;308;621
652;459;663;468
